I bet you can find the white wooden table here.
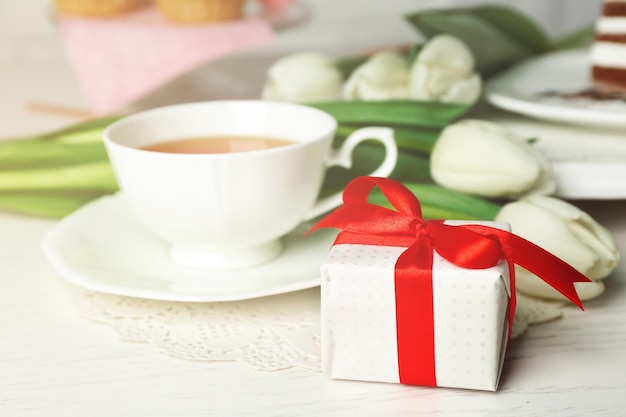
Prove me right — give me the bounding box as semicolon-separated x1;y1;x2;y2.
2;1;626;416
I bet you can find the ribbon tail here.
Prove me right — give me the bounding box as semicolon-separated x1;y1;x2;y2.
505;259;516;342
467;226;591;310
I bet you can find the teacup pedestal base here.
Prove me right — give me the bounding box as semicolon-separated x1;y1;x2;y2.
170;239;284;270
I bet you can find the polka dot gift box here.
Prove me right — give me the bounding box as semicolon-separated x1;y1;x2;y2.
309;176;591;391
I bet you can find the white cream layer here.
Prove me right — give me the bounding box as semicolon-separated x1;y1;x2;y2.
591;42;626;68
596;17;626;34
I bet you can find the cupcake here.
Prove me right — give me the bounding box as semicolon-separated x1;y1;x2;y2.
53;0;147;17
153;0;246;24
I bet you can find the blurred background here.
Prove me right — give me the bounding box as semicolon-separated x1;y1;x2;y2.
0;0;602;137
0;0;600;56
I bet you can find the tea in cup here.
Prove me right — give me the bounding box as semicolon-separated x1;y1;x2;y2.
103;100;397;269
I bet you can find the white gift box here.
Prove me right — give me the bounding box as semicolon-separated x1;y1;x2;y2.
320;221;512;391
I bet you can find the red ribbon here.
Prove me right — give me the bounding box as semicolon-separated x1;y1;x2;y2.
309;176;591;386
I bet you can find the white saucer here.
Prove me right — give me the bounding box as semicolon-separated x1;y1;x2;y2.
486;49;626;129
41;193;338;302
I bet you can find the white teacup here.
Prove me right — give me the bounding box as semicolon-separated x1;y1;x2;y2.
103;100;397;269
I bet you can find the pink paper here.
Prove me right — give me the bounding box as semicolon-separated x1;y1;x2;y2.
57;8;275;115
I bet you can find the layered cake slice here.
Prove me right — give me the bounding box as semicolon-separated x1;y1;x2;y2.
591;0;626;95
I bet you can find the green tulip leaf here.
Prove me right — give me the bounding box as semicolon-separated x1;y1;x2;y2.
368;182;502;221
310;100;469;128
552;24;595;50
336;124;441;154
321;143;431;198
405;4;552;76
469;5;553;53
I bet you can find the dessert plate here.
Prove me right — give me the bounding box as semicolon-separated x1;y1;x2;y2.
41;193;338;302
486;49;626;128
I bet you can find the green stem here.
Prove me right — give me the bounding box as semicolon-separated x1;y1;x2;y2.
0;161;118;192
4;115;120;144
38;115;122;143
0;140;109;169
0;190;110;218
0;115;119;168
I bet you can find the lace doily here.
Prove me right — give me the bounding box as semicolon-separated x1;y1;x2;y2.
64;282;564;372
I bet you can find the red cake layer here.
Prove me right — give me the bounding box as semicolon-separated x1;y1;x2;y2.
592;66;626;94
603;1;626;16
595;33;626;42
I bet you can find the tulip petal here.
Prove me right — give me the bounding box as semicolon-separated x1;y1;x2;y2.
409;35;482;104
261;52;343;103
342;52;410;101
442;74;482;104
497;200;601;274
416;34;475;73
430;120;544;197
496;196;620;301
524;195;620;279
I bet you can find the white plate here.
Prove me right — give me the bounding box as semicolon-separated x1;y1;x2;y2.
486;49;626;199
41;193;338;302
486;49;626;128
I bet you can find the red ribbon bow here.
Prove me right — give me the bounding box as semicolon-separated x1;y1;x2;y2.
309;176;591;386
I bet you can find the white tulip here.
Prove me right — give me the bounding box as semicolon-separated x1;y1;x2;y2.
430;119;556;198
261;52;343;103
496;195;620;301
409;34;482;104
342;51;410;100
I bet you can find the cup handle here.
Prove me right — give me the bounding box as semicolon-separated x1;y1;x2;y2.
303;127;398;221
